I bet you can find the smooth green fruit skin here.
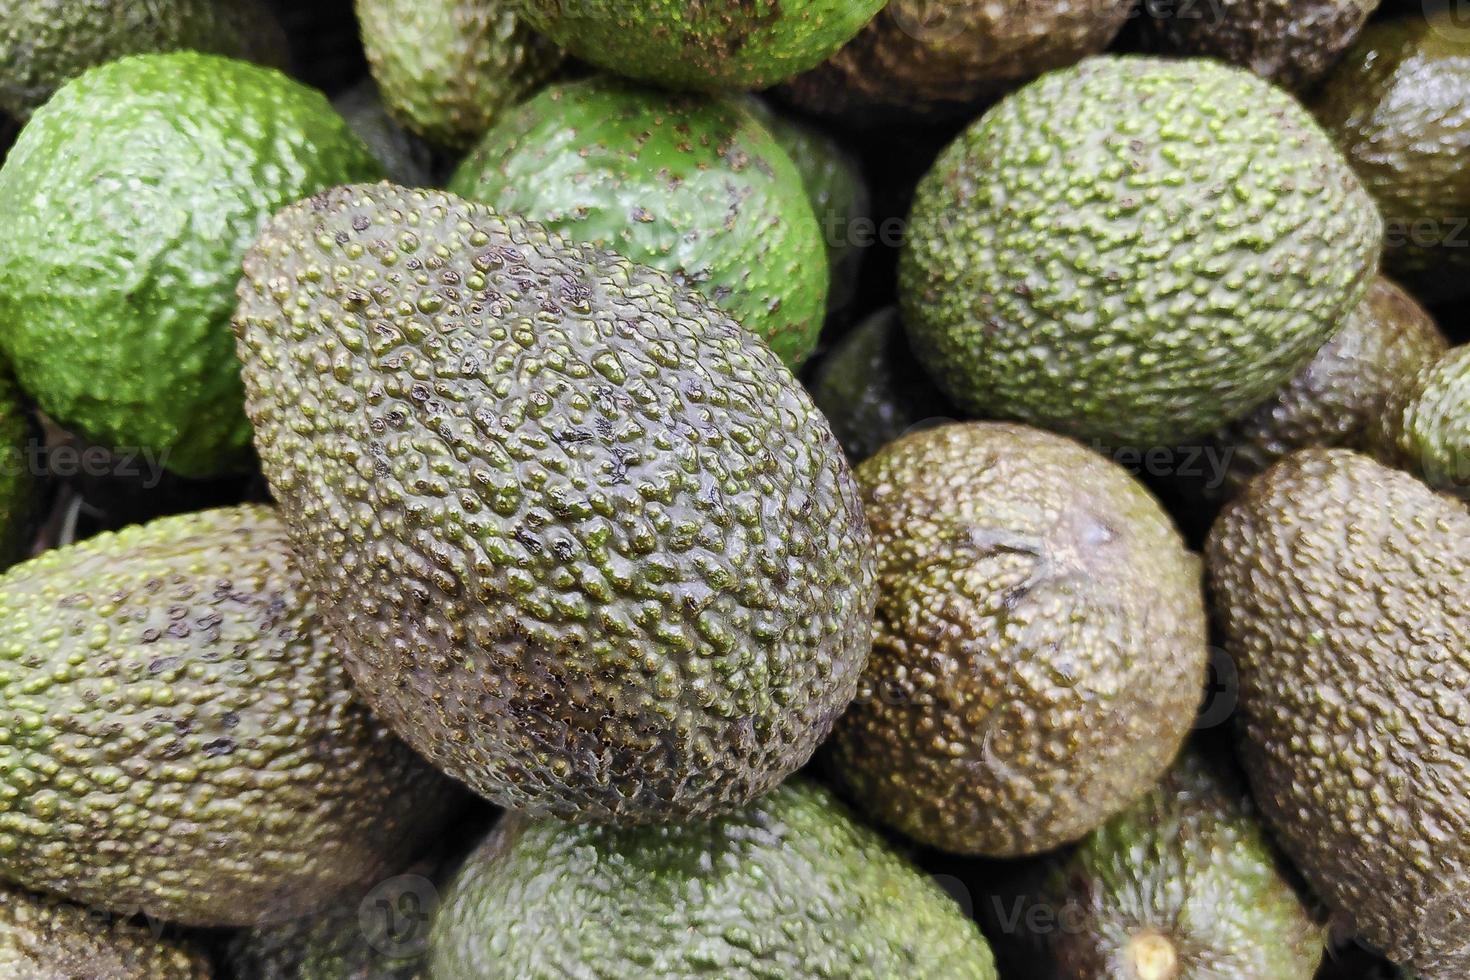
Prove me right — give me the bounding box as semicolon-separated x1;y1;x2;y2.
1313;12;1470;304
1027;748;1324;978
1208;449;1470;977
835;422;1207;856
516;0;884;91
450;77;828;368
1372;345;1470;497
0;882;210;979
234;183;876;824
431;780;998;979
0;53;384;478
0;505;458;927
0;0;288;120
900;55;1382;447
808;307;956;463
356;0;561;150
1207;276;1446;498
333;79;436;187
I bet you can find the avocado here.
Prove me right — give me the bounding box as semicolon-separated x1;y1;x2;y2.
808;307;956;463
0;504;459;927
1136;0;1380;90
333;79;436;187
1009;747;1325;979
0;0;288;120
234;182;877;824
431;780;998;979
1369;345;1470;497
745;97;870;318
1207;448;1470;977
515;0;884;92
449;77;828;368
0;53;383;479
1204;276;1446;499
0;882;210;979
356;0;561;150
0;369;39;569
829;422;1207;857
780;0;1130;126
1313;11;1470;303
900;56;1381;447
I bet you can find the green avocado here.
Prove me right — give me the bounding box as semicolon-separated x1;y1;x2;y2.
0;882;210;979
450;77;828;368
1137;0;1381;90
1369;344;1470;497
0;0;288;120
781;0;1130;125
0;505;459;927
831;422;1208;857
1204;276;1446;499
0;53;383;478
1207;449;1470;977
431;780;998;979
333;79;436;187
515;0;884;91
808;307;956;463
356;0;561;150
1012;747;1325;978
1313;11;1470;303
233;182;876;824
900;56;1381;447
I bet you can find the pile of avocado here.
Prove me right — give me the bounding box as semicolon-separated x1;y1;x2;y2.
0;1;1465;978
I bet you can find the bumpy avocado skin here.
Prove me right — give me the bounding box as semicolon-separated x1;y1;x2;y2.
1138;0;1380;90
333;79;436;187
900;56;1381;447
1206;276;1446;498
746;97;870;318
833;422;1208;857
356;0;561;150
450;78;827;368
781;0;1129;125
0;0;288;120
808;307;956;463
1314;12;1470;303
431;780;998;979
516;0;884;91
1207;449;1470;977
0;883;210;979
1370;345;1470;496
0;53;383;478
0;505;458;927
1020;748;1324;979
234;183;876;825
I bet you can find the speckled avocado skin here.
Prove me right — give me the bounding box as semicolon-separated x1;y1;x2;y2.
431;781;998;979
900;56;1382;447
832;422;1208;857
0;505;459;927
234;183;876;825
1023;748;1324;979
808;307;956;463
0;0;288;120
356;0;561;150
1138;0;1380;90
450;77;828;368
0;53;383;478
1370;345;1470;497
1206;276;1446;498
781;0;1130;125
516;0;884;91
0;883;210;979
1314;12;1470;303
1207;449;1470;977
